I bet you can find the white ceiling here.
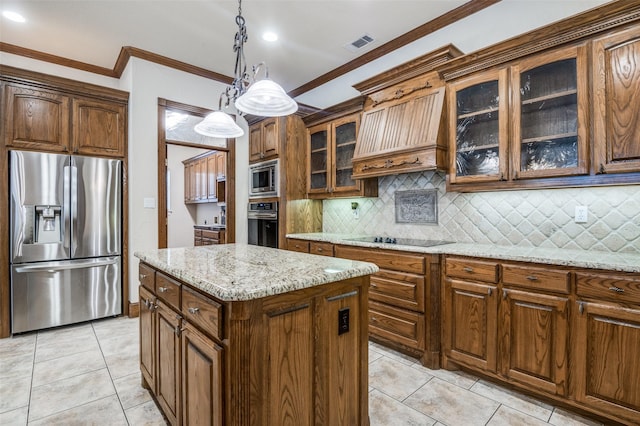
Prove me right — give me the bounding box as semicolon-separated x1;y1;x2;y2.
0;0;611;109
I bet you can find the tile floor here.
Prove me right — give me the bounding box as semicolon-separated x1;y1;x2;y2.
0;316;604;426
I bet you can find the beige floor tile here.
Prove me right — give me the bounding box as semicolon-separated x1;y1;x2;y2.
549;408;604;426
369;389;437;426
0;333;36;357
369;342;417;366
125;400;168;425
369;356;433;401
113;372;153;410
471;379;553;421
35;326;100;363
404;377;500;426
35;323;94;346
413;364;478;390
32;348;106;387
487;405;550;426
29;394;128;426
0;376;31;414
28;368;115;421
98;332;139;358
0;352;33;381
369;346;383;363
92;317;139;341
104;350;140;380
0;405;28;426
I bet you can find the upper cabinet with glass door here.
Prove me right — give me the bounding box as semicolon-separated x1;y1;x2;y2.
511;46;588;179
448;68;509;184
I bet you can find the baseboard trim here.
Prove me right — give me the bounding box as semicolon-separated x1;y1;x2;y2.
128;302;140;318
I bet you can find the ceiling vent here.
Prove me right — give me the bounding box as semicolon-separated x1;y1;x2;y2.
344;34;375;53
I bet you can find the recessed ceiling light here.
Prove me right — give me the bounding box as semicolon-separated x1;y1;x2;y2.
2;11;26;23
262;31;278;42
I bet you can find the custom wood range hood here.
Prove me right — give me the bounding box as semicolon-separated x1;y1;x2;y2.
351;45;462;179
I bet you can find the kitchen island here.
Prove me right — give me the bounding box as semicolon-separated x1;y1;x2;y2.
134;244;378;426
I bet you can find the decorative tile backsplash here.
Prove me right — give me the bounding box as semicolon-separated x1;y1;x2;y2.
323;171;640;253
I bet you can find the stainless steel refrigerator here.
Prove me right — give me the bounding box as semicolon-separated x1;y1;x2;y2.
9;150;122;333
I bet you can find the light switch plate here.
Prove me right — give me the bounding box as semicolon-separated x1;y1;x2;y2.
144;197;156;209
575;206;588;223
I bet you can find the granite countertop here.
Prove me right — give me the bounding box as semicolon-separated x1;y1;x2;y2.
286;233;639;273
134;244;378;301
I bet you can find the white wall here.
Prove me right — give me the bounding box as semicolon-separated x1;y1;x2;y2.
1;53;250;304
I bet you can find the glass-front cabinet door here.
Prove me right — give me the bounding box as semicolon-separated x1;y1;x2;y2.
448;69;509;183
308;124;329;194
511;45;588;179
332;115;360;193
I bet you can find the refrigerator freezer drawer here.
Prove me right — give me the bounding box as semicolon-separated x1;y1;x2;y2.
11;257;122;333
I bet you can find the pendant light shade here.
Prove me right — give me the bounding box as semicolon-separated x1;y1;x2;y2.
194;111;244;138
235;79;298;117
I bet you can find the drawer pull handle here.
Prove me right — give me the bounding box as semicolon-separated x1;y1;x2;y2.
371;316;378;322
317;248;323;252
578;302;584;315
503;289;507;299
158;287;168;293
488;288;492;296
371;283;378;288
526;275;538;281
188;307;200;314
609;286;625;293
463;267;474;273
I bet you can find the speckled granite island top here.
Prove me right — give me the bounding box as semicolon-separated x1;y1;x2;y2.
287;233;639;273
134;244;379;301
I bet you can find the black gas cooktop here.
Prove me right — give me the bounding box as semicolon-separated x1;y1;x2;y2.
344;236;453;248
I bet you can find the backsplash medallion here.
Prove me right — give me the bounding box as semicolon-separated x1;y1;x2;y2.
322;171;640;253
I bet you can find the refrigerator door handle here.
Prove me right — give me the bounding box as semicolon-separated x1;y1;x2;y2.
13;257;119;273
69;160;78;257
63;163;72;252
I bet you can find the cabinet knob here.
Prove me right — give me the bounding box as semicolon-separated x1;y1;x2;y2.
578;302;585;315
503;289;507;299
488;288;492;296
609;286;625;293
139;274;147;280
371;283;378;289
158;286;167;293
463;267;474;273
188;307;200;315
525;275;538;281
317;248;323;252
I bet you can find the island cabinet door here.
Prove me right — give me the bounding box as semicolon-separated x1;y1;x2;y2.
181;321;223;426
263;302;314;426
139;286;156;391
156;301;181;426
315;287;365;426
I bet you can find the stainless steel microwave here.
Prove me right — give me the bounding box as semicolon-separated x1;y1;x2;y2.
249;159;278;198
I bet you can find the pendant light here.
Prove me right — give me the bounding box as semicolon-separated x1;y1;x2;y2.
194;0;297;138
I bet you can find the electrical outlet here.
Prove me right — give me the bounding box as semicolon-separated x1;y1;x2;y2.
575;206;588;223
338;308;349;335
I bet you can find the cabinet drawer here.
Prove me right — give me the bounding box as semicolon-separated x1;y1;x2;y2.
287;239;310;253
310;242;334;257
156;273;181;311
445;257;499;283
576;271;640;305
182;286;223;340
503;263;570;294
335;246;425;274
369;301;425;350
370;269;425;312
139;263;155;291
202;230;221;240
194;229;203;237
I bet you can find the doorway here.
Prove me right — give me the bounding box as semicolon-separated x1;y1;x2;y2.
157;99;236;248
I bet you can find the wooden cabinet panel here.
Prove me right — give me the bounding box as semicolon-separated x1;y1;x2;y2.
264;302;314;425
3;84;70;152
369;300;425;351
309;241;334;257
500;289;569;396
287;238;310;253
574;301;640;423
183;151;223;204
181;286;223;340
593;25;640;174
215;151;226;180
207;155;217;200
335;245;425;274
445;257;499;283
444;278;498;372
181;321;223;426
156;273;181;311
502;263;570;294
369;269;425;312
139;285;156;391
249;117;279;163
72;97;126;157
156;301;181;426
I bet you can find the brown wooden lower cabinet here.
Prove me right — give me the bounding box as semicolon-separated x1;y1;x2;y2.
194;228;226;246
443;255;640;425
139;262;369;425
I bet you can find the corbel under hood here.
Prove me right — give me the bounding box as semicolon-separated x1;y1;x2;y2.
351;45;462;179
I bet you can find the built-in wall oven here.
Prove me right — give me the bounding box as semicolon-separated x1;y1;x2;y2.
249;159;278;198
248;202;278;248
